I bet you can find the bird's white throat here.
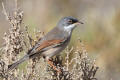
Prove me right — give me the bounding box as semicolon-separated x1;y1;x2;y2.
64;24;76;34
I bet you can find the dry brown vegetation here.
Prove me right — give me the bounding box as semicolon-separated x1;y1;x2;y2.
0;1;98;80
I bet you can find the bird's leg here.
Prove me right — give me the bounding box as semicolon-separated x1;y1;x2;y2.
47;59;61;74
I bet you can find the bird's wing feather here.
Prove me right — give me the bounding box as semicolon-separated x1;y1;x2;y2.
36;39;65;51
28;39;66;56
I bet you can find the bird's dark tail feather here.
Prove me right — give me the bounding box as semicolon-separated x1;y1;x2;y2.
8;54;29;71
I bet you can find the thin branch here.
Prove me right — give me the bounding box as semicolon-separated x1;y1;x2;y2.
2;2;10;21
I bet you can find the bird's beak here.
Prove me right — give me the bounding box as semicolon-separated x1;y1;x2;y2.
74;21;84;25
78;21;84;24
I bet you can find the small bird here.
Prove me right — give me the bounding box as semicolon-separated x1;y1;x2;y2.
8;16;83;72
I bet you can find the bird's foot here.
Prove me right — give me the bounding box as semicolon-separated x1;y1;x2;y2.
47;59;62;74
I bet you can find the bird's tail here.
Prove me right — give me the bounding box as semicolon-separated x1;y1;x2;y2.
8;54;29;71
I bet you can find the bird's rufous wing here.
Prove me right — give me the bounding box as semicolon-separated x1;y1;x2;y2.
28;39;65;56
36;39;64;51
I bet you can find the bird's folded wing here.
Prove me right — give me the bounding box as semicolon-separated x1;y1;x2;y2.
28;39;66;56
36;39;65;51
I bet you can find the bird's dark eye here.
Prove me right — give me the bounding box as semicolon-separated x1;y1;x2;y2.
68;20;73;23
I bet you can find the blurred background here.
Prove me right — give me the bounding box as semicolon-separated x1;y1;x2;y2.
0;0;120;80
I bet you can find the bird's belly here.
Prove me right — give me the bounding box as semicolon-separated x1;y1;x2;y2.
41;47;64;59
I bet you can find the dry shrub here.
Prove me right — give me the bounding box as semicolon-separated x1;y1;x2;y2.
0;1;98;80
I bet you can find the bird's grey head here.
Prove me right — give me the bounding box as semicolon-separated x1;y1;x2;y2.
57;16;83;33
